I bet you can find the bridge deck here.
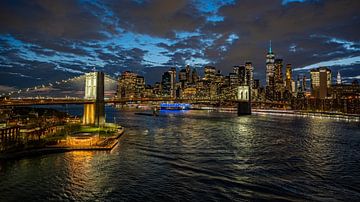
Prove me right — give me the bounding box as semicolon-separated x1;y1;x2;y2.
0;98;288;107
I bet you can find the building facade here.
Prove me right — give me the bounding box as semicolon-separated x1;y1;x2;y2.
310;67;332;98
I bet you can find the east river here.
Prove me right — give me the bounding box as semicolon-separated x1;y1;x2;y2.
0;106;359;201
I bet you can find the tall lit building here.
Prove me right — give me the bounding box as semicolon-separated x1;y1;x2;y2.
204;66;216;81
161;71;171;97
245;62;254;87
274;59;283;85
238;66;247;85
266;41;275;87
117;71;138;98
192;68;199;83
291;80;296;95
185;65;191;83
253;79;260;89
229;73;239;87
233;66;240;75
136;76;145;97
153;82;162;97
337;71;342;85
143;85;154;98
179;69;187;88
214;70;225;84
285;64;292;91
310;67;332;98
169;68;177;98
252;79;260;100
302;75;306;92
297;75;302;92
265;41;275;100
273;59;284;100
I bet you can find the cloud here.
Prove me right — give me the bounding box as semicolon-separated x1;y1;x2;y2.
0;0;359;88
0;0;112;40
108;0;206;38
344;75;360;79
310;34;360;51
0;85;17;94
293;56;360;71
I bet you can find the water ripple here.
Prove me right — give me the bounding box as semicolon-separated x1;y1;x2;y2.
1;109;359;201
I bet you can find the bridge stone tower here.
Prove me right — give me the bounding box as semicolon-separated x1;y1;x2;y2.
237;85;252;116
83;71;105;126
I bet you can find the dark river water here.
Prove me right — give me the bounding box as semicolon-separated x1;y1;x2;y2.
0;106;360;201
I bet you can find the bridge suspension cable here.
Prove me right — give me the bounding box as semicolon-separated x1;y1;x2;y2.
3;73;119;98
2;74;87;97
104;75;118;82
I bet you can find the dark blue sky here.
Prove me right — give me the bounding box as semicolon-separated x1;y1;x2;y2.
0;0;359;93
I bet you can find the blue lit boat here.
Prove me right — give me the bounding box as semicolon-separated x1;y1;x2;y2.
160;103;191;110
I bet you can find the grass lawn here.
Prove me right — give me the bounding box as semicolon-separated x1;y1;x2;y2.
77;125;119;137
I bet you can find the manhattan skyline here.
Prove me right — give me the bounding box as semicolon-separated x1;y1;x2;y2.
0;0;359;91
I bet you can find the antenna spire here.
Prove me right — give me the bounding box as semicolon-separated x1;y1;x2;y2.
269;40;272;53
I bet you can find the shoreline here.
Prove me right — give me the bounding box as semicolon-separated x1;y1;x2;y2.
251;109;360;121
187;107;360;121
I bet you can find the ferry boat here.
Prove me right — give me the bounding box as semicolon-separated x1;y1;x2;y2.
160;103;191;110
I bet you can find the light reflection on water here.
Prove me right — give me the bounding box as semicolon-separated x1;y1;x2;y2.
0;107;360;201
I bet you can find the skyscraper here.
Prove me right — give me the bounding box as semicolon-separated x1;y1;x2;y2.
274;59;283;85
117;71;138;98
302;75;306;92
179;69;187;88
185;65;191;83
266;41;275;100
285;64;292;91
192;68;199;83
169;68;177;98
273;58;284;100
233;65;246;85
291;80;296;95
136;75;145;97
238;66;247;85
337;71;342;85
297;76;301;93
266;41;275;87
161;71;171;97
310;67;332;98
233;66;240;75
245;62;254;87
229;73;239;87
204;66;216;81
253;79;260;89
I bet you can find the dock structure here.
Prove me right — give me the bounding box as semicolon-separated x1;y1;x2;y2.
0;126;20;143
0;126;21;152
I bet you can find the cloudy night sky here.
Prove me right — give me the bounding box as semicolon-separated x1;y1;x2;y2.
0;0;359;94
